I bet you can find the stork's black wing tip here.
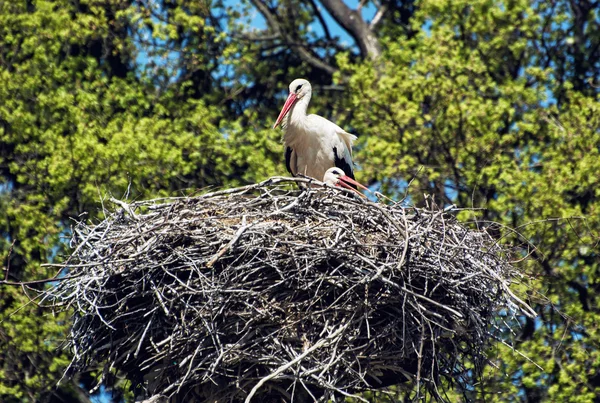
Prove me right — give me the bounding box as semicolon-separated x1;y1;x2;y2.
285;146;294;176
332;146;355;180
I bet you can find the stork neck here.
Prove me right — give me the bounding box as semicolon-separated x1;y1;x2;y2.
287;94;310;127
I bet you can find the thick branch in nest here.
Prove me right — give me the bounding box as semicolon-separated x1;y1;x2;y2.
45;177;533;402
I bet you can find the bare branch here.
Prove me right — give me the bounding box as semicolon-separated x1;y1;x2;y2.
249;0;281;34
0;274;81;287
307;0;332;41
369;4;387;29
233;31;281;42
293;46;338;75
249;0;338;74
319;0;382;59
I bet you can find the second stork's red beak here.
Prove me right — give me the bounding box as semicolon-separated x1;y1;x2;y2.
336;175;369;197
273;92;298;129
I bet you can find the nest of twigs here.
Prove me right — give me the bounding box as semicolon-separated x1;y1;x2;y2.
45;177;534;402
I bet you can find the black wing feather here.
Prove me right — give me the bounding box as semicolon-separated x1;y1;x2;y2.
332;146;354;179
285;146;294;176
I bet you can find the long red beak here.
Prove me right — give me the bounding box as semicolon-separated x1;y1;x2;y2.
273;92;297;129
337;175;369;197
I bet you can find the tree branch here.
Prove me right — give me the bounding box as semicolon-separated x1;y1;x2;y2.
318;0;381;60
307;0;332;41
294;46;338;75
250;0;281;34
233;31;281;42
249;0;338;75
370;4;387;29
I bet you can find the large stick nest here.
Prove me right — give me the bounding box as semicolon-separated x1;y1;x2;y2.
46;177;533;402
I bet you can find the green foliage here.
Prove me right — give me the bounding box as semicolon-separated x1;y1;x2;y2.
0;292;72;403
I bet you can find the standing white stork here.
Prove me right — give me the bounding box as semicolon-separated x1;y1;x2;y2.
273;79;357;185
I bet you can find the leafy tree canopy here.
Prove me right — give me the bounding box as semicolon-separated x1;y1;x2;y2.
0;0;598;401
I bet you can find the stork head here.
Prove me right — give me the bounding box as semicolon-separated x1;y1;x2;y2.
323;167;369;197
273;79;311;129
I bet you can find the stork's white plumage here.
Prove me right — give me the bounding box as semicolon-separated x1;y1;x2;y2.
273;79;357;183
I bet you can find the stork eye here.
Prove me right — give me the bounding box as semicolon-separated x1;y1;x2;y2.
295;84;303;93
